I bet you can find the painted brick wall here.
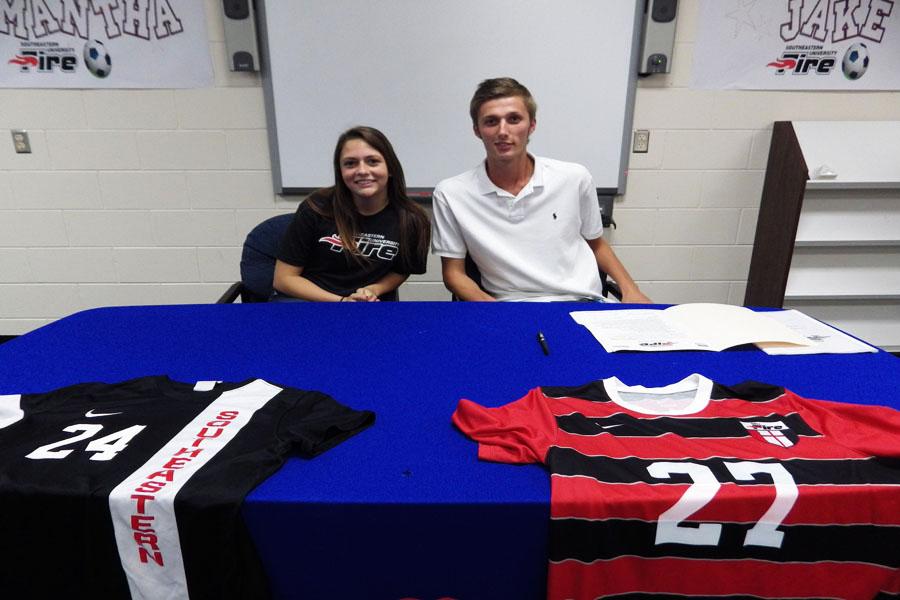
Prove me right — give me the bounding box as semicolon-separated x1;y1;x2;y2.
1;0;899;334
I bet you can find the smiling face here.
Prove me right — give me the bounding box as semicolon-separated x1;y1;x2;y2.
473;95;536;165
339;138;390;207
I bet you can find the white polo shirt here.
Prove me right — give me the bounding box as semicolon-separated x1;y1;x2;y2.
432;156;606;301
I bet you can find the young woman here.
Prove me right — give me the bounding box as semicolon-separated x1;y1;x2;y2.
273;126;431;302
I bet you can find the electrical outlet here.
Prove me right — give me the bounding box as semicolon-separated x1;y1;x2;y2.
632;129;650;153
11;130;31;154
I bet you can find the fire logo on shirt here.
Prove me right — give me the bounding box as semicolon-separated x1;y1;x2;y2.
741;420;797;447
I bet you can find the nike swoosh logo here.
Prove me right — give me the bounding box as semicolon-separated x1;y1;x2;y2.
85;409;122;418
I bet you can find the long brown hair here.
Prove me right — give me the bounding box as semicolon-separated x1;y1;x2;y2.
307;126;430;270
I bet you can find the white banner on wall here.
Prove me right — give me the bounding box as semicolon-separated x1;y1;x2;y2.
692;0;899;90
1;0;212;88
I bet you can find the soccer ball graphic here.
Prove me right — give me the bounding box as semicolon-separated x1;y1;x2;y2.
83;40;111;78
842;43;869;80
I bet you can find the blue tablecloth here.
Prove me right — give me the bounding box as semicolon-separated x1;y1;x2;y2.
1;302;897;599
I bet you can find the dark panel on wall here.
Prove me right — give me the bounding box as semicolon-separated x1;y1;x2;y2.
744;121;809;307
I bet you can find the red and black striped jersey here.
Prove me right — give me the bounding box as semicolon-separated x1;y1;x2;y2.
452;374;900;600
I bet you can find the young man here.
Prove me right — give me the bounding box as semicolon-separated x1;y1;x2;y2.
431;77;650;303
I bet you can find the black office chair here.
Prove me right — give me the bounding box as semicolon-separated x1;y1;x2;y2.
218;213;399;303
218;214;294;303
451;254;622;301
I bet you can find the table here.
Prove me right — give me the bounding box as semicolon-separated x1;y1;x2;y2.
1;302;897;599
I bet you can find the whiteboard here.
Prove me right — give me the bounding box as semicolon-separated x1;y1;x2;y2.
258;1;642;194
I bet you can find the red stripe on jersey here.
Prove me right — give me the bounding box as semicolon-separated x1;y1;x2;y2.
549;556;900;600
553;431;872;461
548;396;791;419
547;394;802;417
551;477;900;525
549;390;900;462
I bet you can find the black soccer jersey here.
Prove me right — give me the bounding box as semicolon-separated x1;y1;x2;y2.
0;376;374;599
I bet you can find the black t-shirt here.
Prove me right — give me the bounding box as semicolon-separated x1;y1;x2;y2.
277;194;426;297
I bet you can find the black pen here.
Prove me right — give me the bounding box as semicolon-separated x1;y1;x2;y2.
537;331;550;355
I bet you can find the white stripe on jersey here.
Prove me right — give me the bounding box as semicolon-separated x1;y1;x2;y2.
0;394;23;429
108;379;282;600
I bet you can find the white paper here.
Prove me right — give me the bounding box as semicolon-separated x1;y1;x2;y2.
570;310;706;352
663;303;809;350
571;304;810;353
756;310;878;354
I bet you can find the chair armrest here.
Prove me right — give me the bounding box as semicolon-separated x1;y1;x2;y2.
603;278;622;301
217;282;243;304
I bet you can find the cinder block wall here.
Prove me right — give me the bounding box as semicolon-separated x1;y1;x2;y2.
1;0;899;334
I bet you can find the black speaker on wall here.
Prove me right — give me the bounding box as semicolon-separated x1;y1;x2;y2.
222;0;259;72
639;0;678;75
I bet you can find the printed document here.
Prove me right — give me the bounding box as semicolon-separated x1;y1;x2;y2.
570;303;810;352
755;309;877;354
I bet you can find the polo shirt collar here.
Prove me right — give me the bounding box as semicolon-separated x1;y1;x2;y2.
475;155;545;199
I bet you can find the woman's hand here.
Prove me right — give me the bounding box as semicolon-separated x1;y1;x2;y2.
348;287;379;302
